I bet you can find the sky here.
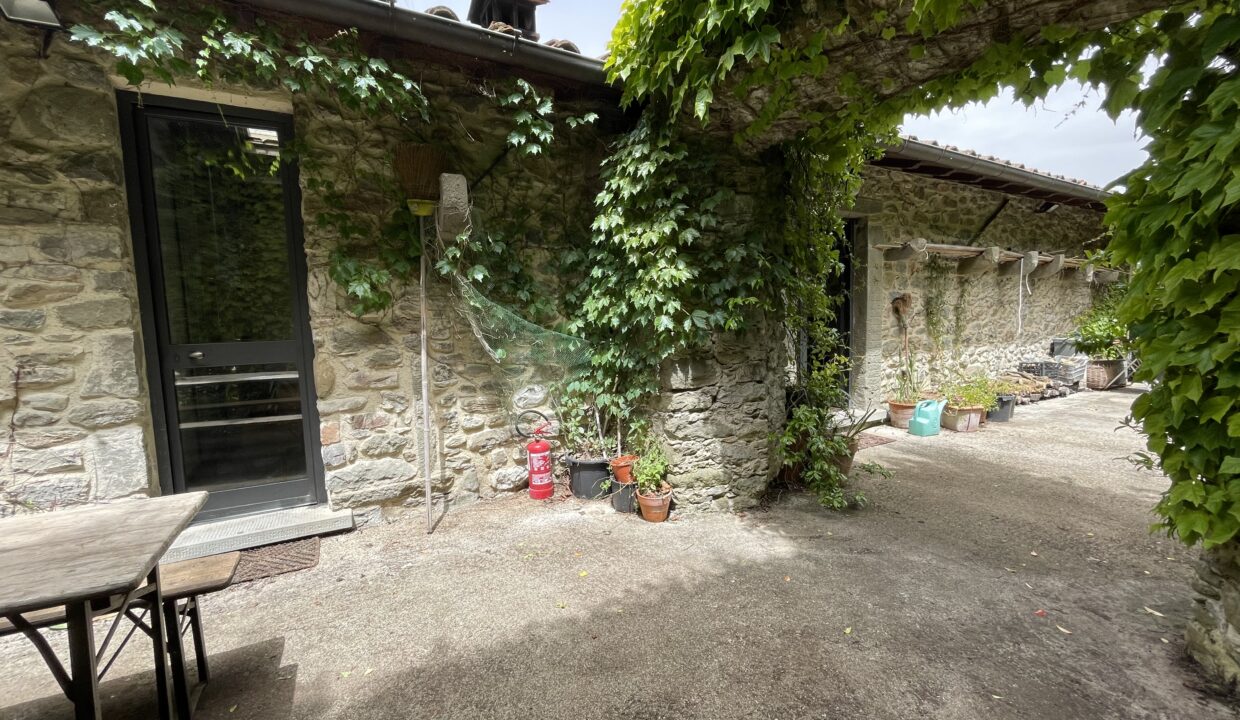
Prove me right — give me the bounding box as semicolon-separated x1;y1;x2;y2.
401;1;1147;187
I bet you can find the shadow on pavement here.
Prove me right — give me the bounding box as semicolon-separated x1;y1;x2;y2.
0;639;299;720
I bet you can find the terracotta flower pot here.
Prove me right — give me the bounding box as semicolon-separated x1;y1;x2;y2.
609;455;638;484
832;437;860;476
887;401;917;429
637;483;673;523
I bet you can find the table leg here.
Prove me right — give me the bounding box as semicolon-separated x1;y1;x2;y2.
189;598;209;683
148;567;174;720
163;598;192;719
64;601;101;720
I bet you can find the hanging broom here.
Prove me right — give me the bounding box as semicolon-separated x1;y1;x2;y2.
394;142;447;216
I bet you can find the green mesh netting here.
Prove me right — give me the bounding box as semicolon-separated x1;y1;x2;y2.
451;274;592;414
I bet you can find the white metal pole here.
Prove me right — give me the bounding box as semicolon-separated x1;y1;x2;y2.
1016;257;1024;337
420;215;434;533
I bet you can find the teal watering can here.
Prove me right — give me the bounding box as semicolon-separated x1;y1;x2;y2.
908;399;946;437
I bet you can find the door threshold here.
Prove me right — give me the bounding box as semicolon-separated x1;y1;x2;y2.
163;504;354;563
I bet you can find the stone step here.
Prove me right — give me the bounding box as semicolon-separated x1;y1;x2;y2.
163;504;354;563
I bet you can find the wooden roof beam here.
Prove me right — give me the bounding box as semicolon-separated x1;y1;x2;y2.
883;238;928;262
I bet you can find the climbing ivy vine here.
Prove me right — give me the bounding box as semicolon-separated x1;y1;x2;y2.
70;0;434;317
1104;7;1240;548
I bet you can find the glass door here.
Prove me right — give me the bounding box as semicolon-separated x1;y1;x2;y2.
121;96;323;520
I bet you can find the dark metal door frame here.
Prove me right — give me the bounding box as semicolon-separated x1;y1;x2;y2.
118;92;326;519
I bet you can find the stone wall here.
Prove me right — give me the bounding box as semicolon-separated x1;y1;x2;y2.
0;6;612;520
852;167;1102;405
295;65;610;523
0;22;151;515
0;3;1109;523
1188;543;1240;689
656;317;786;512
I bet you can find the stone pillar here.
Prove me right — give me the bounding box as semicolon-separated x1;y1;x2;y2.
847;217;888;412
1187;542;1240;688
658;316;786;512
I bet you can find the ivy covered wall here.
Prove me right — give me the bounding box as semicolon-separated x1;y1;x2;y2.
0;0;1113;522
293;63;617;521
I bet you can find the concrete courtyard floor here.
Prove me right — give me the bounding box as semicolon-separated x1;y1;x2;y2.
2;388;1238;719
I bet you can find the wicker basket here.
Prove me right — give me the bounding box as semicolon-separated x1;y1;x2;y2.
1086;359;1128;390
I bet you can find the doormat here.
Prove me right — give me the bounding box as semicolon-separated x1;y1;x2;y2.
856;432;896;451
234;536;320;584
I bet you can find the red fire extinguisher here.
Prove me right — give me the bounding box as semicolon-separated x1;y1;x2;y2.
517;411;554;500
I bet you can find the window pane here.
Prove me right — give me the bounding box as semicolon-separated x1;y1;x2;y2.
147;116;295;344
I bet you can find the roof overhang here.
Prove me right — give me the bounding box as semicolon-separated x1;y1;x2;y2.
875;138;1108;212
241;0;608;87
238;1;1110;213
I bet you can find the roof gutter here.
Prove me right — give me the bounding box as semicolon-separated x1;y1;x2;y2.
884;138;1108;205
240;0;609;86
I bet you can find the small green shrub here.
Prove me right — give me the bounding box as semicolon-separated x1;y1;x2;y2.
633;439;670;495
1073;285;1129;360
942;375;1000;411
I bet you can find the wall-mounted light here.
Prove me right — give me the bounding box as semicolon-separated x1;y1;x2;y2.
0;0;62;29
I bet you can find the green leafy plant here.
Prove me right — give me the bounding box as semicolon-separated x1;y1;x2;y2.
941;374;1000;412
72;3;427;120
632;439;670;496
71;0;431;318
1073;284;1129;360
1103;7;1240;547
498;78;597;157
857;461;893;481
889;347;924;404
773;146;867;510
923;257;952;353
556;394;607;459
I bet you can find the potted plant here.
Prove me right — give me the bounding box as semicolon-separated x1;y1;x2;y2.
988;380;1018;423
609;454;637;484
608;450;638;514
887;349;924;429
634;440;672;523
830;408;878;476
940;375;999;432
1074;285;1130;390
560;406;611;500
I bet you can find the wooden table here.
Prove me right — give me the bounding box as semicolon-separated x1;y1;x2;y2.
0;492;208;720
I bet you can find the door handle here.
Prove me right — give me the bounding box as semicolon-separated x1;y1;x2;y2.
188;351;205;360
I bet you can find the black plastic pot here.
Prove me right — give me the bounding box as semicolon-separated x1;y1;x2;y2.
610;481;637;513
566;456;610;499
987;394;1016;423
